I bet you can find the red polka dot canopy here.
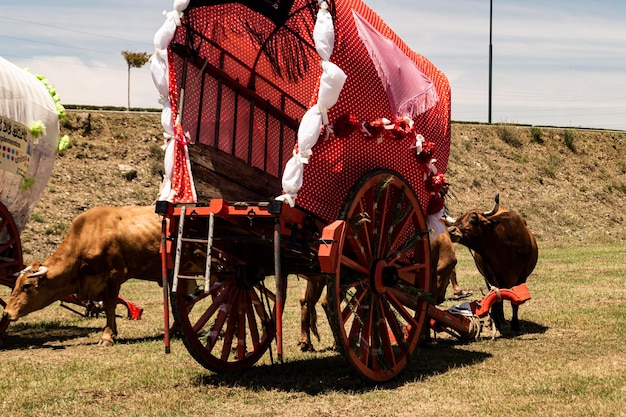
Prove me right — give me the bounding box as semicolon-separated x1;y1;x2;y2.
155;0;450;224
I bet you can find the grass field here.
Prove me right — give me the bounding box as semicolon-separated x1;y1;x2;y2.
1;244;624;417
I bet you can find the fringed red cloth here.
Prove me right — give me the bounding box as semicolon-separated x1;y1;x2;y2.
166;0;451;221
170;124;197;203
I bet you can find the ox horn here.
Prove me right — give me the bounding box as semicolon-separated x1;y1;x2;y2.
443;214;457;226
483;193;500;216
11;265;33;277
27;265;48;278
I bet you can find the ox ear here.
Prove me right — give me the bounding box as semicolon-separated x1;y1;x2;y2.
35;275;48;288
469;212;480;225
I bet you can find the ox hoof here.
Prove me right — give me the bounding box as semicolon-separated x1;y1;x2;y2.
298;341;315;352
98;339;115;347
490;328;502;340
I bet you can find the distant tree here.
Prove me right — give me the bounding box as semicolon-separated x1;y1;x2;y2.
121;50;150;110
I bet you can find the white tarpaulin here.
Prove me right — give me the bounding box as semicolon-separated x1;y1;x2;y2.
0;56;59;233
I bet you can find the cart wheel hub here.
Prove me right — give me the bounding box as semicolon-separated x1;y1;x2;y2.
235;264;263;289
371;260;398;293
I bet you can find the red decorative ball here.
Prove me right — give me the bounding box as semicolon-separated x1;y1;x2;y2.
332;114;360;138
427;195;445;215
415;141;435;164
426;173;448;193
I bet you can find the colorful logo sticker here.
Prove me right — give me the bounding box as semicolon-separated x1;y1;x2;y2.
0;115;32;178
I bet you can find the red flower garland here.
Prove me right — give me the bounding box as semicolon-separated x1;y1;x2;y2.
331;113;449;216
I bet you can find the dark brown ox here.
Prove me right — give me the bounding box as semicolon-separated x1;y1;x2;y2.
298;221;460;352
3;206;167;346
446;194;538;335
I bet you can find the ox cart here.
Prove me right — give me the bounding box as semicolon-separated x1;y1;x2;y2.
0;55;61;334
153;0;531;382
0;57;142;336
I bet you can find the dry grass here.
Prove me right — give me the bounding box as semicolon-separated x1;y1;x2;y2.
1;244;624;417
2;112;625;416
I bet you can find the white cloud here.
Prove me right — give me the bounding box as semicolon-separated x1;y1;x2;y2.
10;55;158;108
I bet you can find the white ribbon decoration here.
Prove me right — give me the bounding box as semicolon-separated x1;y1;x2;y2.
159;138;176;201
278;1;345;206
154;10;181;50
297;105;323;159
161;100;174;137
317;61;347;125
153;1;189;202
150;49;169;100
173;0;190;13
313;1;334;61
411;133;424;154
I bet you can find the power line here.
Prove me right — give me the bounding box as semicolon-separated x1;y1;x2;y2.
0;34;118;56
0;53;136;74
0;15;148;45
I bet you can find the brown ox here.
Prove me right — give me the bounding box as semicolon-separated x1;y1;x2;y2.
3;206;170;346
298;221;461;352
446;194;538;335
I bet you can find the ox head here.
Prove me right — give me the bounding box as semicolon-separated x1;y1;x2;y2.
2;262;64;321
445;194;502;247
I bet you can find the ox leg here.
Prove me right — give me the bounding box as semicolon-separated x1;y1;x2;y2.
510;302;520;333
320;292;338;351
98;283;121;346
298;277;325;352
489;301;505;339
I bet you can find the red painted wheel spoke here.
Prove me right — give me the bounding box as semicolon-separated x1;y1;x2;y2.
346;207;373;266
379;296;409;357
343;236;371;270
0;238;17;254
204;294;230;351
354;199;375;262
386;209;415;260
191;281;231;333
339;254;369;275
219;300;238;361
373;184;391;259
236;295;247;360
354;297;373;367
341;285;367;323
386;288;421;328
328;171;431;382
249;287;273;329
376;299;398;369
245;292;261;351
179;278;223;312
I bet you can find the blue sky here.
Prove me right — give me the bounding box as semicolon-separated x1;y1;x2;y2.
1;0;625;130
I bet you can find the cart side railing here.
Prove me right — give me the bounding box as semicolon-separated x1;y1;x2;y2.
171;35;307;180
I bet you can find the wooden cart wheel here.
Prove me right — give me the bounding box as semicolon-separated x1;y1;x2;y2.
0;201;23;285
0;201;23;335
326;170;431;382
171;258;277;373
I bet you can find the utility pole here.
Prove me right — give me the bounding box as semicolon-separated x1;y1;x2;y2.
488;0;493;123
